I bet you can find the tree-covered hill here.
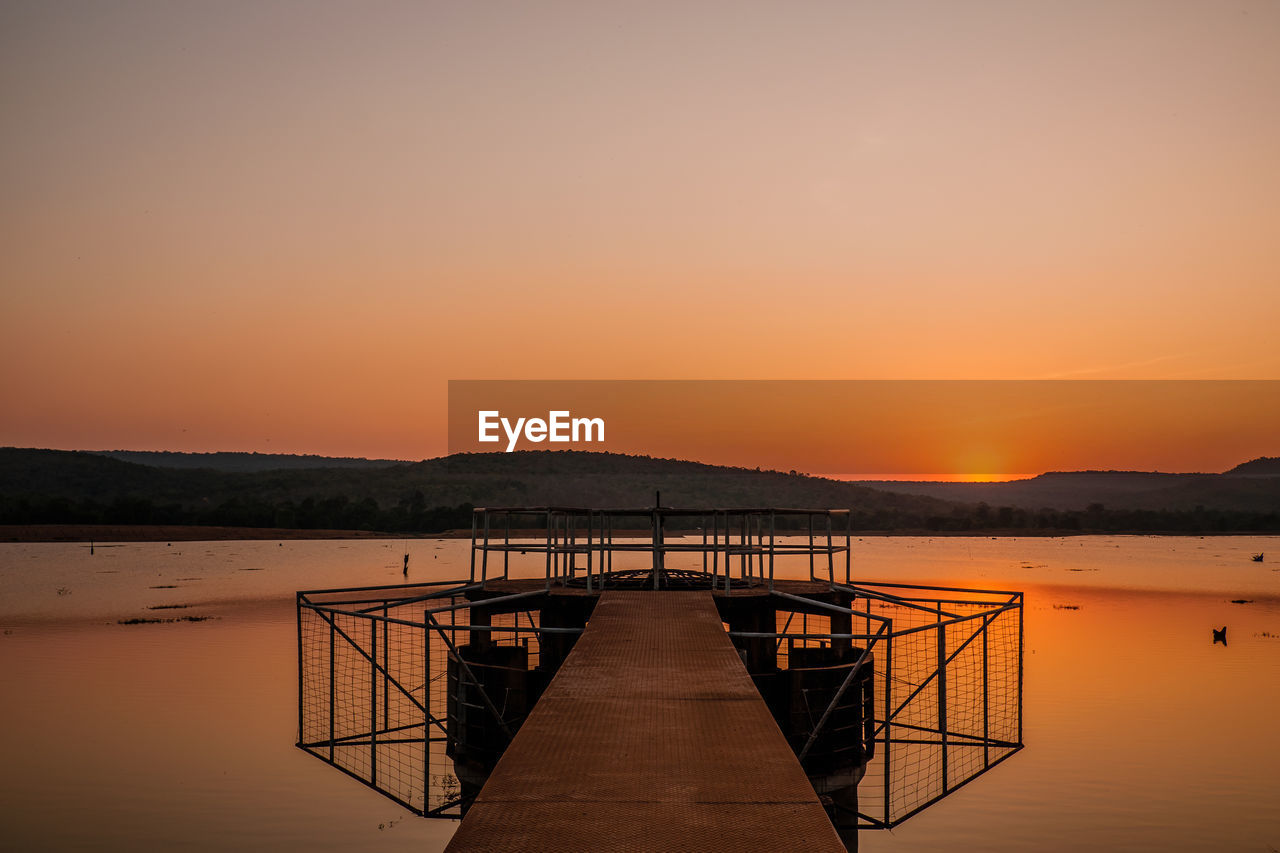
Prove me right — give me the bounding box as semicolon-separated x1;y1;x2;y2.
0;448;955;532
89;449;409;472
1225;456;1280;477
857;459;1280;513
2;448;1276;533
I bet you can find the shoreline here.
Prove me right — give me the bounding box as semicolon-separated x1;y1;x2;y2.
0;524;435;543
1;524;1275;544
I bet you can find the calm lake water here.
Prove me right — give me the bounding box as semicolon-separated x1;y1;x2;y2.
2;535;1278;851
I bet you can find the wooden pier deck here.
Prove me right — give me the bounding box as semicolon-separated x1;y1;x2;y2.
445;590;846;852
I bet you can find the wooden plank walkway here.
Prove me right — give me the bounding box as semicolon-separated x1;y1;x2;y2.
445;590;846;852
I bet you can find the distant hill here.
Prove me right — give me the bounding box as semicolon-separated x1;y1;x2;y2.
858;471;1202;509
396;451;956;514
0;448;958;533
1224;456;1280;477
0;447;948;512
857;458;1280;512
90;450;410;472
2;448;1276;533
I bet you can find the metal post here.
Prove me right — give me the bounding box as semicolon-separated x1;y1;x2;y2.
586;510;594;593
747;512;757;578
983;605;990;770
808;514;815;581
845;512;852;585
1017;593;1024;745
768;510;776;592
938;613;948;793
826;513;835;590
328;616;336;762
481;511;491;585
883;619;893;824
296;595;304;747
755;514;763;579
702;516;708;575
711;512;719;586
544;511;553;590
652;506;663;590
382;603;390;731
370;614;378;784
423;609;431;812
468;513;477;584
726;512;734;593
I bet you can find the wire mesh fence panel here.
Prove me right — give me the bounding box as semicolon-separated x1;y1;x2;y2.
886;605;946;821
426;595;470;815
298;588;489;817
298;570;1022;834
299;604;333;750
844;590;1023;828
985;605;1022;751
943;606;989;794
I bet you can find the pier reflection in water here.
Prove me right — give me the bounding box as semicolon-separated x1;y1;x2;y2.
296;505;1024;847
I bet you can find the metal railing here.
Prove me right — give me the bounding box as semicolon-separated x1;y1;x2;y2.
296;579;584;818
724;581;1023;828
467;504;853;591
296;505;1024;833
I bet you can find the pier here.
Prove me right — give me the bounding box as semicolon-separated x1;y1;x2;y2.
296;503;1024;850
445;589;847;851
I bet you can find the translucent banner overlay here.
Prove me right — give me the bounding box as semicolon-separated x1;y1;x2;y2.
447;380;1280;479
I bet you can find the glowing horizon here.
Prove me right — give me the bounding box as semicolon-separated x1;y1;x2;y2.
831;473;1034;483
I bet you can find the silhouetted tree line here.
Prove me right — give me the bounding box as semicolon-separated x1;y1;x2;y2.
841;501;1280;533
2;493;1276;534
0;491;475;533
8;448;1279;530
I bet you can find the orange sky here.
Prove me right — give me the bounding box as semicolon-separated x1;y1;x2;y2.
2;2;1278;470
448;380;1280;477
